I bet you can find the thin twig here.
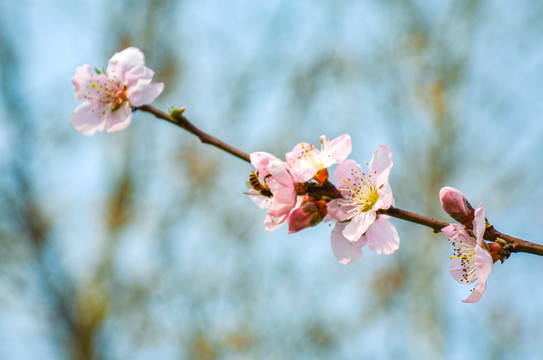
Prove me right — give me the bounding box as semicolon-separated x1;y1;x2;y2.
137;105;250;163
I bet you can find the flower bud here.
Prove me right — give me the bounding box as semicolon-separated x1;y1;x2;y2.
487;239;512;264
439;186;475;226
288;200;327;234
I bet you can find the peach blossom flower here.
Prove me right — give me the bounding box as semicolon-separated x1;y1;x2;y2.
71;47;164;135
442;203;493;303
286;134;352;183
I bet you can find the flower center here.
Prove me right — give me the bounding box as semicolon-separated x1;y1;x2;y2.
294;143;320;170
91;80;128;111
450;240;477;283
341;170;380;212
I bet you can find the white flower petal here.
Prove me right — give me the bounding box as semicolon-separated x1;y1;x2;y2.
449;258;476;285
369;144;393;185
442;223;475;246
72;65;94;100
105;102;132;132
474;245;493;283
327;199;357;222
333;159;359;187
331;222;365;264
128;81;164;106
462;280;487;303
107;47;145;83
320;134;352;168
364;216;399;255
343;211;376;241
473;203;486;246
70;101;108;136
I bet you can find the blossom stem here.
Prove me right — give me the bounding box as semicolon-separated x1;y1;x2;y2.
136;104;251;163
138;104;543;258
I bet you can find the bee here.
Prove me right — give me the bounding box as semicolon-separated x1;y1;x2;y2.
247;171;273;197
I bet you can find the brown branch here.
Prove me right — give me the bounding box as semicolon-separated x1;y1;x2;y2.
485;226;543;257
136;105;250;163
380;206;450;233
138;104;543;258
380;206;543;257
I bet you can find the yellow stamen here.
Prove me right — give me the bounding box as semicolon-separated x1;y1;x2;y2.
91;82;109;93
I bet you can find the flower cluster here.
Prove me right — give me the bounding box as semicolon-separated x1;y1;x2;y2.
247;136;400;264
440;187;494;303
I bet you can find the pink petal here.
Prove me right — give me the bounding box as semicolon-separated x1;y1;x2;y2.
473;203;486;246
368;144;393;187
320;134;352;168
128;81;164;107
264;213;287;231
267;159;294;187
449;258;476;285
249;190;272;209
331;222;365;264
441;224;457;238
250;152;280;178
73;71;114;103
107;47;145;84
375;182;394;210
342;211;376;241
125;66;155;83
70;101;108;136
105;102;132;132
333;159;360;187
72;65;94;100
474;245;493;283
267;160;296;218
268;181;296;217
326;199;357;221
462;280;487;303
285;142;319;182
442;223;475;246
364;216;399;255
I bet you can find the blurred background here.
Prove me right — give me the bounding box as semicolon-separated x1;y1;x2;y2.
2;0;543;359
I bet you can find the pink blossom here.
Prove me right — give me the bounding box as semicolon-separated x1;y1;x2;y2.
70;47;164;136
439;186;475;226
330;215;399;264
249;152;297;231
442;203;493;303
286;134;352;183
327;144;395;241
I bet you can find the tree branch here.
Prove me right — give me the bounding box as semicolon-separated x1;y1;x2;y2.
137;105;250;163
138;104;543;258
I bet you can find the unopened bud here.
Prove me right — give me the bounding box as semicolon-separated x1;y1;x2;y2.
169;106;186;119
487;239;512;264
288;200;327;234
439;186;475;226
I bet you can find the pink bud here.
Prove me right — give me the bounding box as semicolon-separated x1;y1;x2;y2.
288;201;327;234
439;186;475;226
